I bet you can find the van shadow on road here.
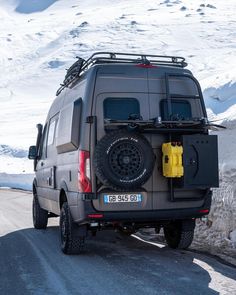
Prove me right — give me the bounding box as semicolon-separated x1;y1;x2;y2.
0;226;235;295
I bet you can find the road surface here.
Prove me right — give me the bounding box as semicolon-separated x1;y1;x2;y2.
0;189;235;295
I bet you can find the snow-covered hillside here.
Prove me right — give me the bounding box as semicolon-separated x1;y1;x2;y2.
0;1;236;252
1;0;236;149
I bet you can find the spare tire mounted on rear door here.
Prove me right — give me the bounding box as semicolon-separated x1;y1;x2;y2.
94;130;155;190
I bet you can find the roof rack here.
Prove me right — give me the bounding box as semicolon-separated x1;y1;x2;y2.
56;52;188;96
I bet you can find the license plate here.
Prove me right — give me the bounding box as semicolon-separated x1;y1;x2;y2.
104;194;142;203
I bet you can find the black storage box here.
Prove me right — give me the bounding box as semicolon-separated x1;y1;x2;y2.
175;134;219;188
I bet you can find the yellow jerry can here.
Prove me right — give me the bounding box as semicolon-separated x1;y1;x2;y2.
162;142;184;178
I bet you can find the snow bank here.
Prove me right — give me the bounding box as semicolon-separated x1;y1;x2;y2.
0;145;33;190
192;118;236;256
193;174;236;261
203;69;236;122
0;173;33;191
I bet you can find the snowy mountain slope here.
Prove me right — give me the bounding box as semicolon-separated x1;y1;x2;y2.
0;0;236;175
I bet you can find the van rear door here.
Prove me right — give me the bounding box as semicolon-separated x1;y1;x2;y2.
91;65;154;212
147;67;207;209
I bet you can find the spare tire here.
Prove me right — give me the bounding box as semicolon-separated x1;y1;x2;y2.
94;130;155;190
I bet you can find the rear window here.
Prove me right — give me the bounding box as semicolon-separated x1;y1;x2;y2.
169;77;199;96
160;99;192;120
104;97;140;120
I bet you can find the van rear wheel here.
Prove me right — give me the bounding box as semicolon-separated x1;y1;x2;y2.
163;220;195;249
32;194;48;229
59;202;85;254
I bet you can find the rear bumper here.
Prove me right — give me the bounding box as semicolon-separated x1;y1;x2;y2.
82;191;212;223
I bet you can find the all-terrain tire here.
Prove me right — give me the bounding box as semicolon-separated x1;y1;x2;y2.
163;220;195;249
94;130;155;191
32;194;48;229
59;202;85;255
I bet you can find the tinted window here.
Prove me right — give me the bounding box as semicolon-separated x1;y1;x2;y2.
38;124;47;159
104;97;140;120
169;77;199;96
47;120;56;146
160;99;192;120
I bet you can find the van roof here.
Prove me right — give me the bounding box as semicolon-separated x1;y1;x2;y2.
56;52;188;96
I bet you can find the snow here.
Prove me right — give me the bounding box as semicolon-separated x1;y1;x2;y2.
230;230;236;247
0;145;33;190
0;173;33;190
0;0;236;254
193;175;236;260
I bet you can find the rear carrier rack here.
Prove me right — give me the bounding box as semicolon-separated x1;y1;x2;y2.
104;118;209;133
56;52;188;96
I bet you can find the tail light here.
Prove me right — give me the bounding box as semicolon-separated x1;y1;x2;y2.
199;209;209;214
78;150;92;193
87;214;104;219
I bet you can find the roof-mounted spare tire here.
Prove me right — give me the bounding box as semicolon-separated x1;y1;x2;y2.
93;130;155;191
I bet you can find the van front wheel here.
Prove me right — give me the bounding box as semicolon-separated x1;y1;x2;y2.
59;202;85;254
32;194;48;229
163;219;195;249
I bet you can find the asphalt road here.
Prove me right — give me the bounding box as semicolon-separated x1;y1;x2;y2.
0;189;235;295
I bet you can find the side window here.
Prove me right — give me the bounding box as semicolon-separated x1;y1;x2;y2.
38;124;48;159
160;99;192;120
47;120;57;146
56;98;81;154
104;97;140;120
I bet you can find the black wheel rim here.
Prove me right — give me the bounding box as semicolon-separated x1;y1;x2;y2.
108;142;143;179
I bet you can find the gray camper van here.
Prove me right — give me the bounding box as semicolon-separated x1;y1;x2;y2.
28;52;219;254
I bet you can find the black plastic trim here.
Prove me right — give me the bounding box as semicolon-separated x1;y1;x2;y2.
82;193;98;200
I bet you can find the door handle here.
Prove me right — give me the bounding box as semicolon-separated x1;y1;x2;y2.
41;162;44;167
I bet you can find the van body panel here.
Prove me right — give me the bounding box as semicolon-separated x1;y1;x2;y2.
89;65;208;213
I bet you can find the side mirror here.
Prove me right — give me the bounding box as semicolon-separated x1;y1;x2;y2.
28;146;37;160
